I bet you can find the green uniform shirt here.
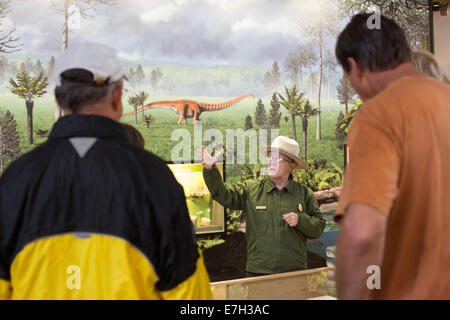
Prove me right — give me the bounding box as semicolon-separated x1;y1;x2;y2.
203;165;325;274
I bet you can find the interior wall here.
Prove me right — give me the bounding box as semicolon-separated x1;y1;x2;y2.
433;11;450;74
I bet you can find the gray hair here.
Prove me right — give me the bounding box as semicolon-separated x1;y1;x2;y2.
411;50;450;84
54;68;123;114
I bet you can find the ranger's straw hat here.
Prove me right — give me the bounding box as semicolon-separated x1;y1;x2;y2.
260;136;306;169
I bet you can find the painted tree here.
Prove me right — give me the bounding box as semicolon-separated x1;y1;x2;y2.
254;99;267;127
338;0;430;49
136;91;149;122
150;68;162;90
284;52;301;87
262;62;282;94
23;58;35;74
0;109;20;175
127;65;146;89
323;50;337;111
0;0;21;53
277;85;306;143
19;61;26;73
52;0;116;52
295;44;314;91
302;43;318;102
127;91;149;124
143;114;153;128
335;111;346;150
51;0;116;120
271;61;281;90
262;71;273;94
244;114;253;130
9;71;48;145
35;60;44;74
337;76;357;114
309;71;317;103
135;64;145;88
336;100;363;168
300;0;341;140
127;95;139;125
48;56;56;85
297;99;320;161
268;92;281;128
127;68;136;88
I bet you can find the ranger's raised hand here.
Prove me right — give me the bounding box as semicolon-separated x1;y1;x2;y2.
197;146;222;170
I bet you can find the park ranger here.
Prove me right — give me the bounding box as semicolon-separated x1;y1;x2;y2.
199;136;325;277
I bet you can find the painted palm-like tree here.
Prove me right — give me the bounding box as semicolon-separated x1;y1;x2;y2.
9;71;48;145
143;114;153;128
337;100;363;136
336;100;363;168
297;99;320;161
127;91;149;124
277;85;304;143
277;85;319;160
127;95;139;125
128;91;149;124
136;91;149;122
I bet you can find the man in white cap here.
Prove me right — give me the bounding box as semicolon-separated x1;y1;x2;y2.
199;136;325;277
0;42;212;300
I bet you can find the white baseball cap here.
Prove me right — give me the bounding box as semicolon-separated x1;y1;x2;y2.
54;41;127;86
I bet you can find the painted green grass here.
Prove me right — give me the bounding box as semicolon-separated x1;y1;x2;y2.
0;92;346;182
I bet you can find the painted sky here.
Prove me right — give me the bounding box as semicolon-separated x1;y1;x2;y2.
5;0;332;66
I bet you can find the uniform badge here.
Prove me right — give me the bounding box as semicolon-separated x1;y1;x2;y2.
298;203;303;212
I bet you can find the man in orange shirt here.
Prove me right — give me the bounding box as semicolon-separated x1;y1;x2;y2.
334;13;450;299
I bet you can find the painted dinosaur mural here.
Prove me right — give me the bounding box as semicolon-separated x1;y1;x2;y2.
122;94;255;125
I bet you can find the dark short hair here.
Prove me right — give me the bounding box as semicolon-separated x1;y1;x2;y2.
121;123;145;149
335;13;412;73
54;68;122;113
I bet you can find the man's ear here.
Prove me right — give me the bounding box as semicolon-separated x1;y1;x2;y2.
289;162;296;173
347;57;364;81
111;84;123;113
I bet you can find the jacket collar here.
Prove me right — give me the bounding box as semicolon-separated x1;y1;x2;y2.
49;114;129;143
264;175;295;195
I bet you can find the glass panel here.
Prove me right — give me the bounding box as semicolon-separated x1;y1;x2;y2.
168;163;225;234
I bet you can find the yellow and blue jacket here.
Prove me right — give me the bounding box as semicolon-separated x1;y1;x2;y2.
0;115;212;300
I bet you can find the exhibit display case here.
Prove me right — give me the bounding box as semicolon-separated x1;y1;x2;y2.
210;267;336;300
168;163;225;234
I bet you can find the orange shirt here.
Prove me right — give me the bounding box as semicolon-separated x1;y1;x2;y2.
335;75;450;299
